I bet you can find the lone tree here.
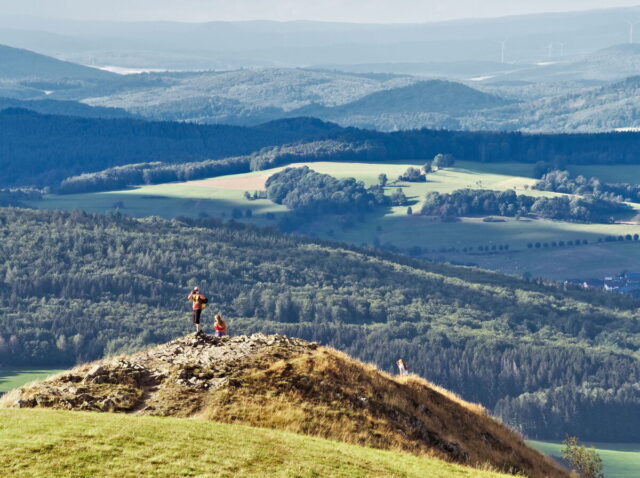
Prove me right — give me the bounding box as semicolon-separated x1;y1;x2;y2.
561;437;604;478
391;188;408;206
378;173;388;187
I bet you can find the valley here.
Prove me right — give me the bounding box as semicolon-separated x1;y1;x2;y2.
28;160;640;281
0;369;63;395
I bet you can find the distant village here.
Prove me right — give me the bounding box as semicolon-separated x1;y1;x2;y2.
566;272;640;297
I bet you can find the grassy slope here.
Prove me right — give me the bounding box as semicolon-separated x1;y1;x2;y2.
530;441;640;478
0;369;64;394
27;160;640;279
0;409;513;478
1;339;566;477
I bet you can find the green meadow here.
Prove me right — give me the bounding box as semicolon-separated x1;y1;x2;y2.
26;160;640;280
0;369;64;394
530;441;640;478
0;409;512;478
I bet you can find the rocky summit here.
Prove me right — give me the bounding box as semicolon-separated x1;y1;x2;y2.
4;334;315;415
1;333;567;477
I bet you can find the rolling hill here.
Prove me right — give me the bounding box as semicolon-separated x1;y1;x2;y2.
0;43;116;81
514;75;640;132
82;68;418;124
0;110;343;187
0;409;519;478
0;333;567;477
1;207;640;442
3;7;640;69
6;107;640;189
492;44;640;84
0;97;132;119
292;79;515;130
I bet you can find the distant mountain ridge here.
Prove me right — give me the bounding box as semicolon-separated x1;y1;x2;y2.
0;97;132;119
0;43;115;81
2;7;640;68
292;80;516;130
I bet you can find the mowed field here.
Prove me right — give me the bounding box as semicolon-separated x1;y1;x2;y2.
530;441;640;478
0;409;513;478
28;160;640;280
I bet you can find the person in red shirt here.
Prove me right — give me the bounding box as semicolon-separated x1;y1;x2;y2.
214;314;227;338
187;287;207;335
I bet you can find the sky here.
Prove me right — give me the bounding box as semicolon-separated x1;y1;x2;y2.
1;0;639;23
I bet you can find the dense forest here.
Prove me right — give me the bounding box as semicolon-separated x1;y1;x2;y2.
0;110;341;188
265;166;387;215
1;207;640;441
420;189;630;222
6;108;640;191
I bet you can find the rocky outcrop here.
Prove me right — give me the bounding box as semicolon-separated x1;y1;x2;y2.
5;333;315;415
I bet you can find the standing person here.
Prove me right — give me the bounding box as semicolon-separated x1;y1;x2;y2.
214;314;227;338
187;287;207;335
396;359;409;376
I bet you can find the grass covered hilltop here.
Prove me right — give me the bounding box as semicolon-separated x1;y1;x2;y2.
1;333;566;478
0;409;518;478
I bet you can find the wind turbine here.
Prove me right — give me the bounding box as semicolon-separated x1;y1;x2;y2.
547;42;554;59
626;20;639;44
558;42;566;57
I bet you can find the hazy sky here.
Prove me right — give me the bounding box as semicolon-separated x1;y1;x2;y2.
2;0;640;23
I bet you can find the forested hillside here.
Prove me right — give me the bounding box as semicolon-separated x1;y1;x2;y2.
5;108;640;190
1;207;640;441
0;110;340;187
293;80;514;118
0;97;132;119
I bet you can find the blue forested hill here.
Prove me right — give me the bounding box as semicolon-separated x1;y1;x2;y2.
4;106;640;188
0;110;342;187
294;80;515;117
0;97;132;119
0;44;116;81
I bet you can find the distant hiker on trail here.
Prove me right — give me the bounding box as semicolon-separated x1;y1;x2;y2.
396;359;409;376
214;314;227;338
187;287;208;335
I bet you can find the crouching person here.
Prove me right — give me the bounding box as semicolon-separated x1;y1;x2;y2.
214;314;227;337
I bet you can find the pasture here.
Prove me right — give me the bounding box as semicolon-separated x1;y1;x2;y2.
530;441;640;478
0;369;64;394
27;160;640;280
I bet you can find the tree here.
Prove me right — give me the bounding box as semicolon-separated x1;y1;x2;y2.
398;167;425;182
378;173;388;187
407;206;413;215
391;188;408;206
433;153;456;169
422;161;433;173
561;437;604;478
